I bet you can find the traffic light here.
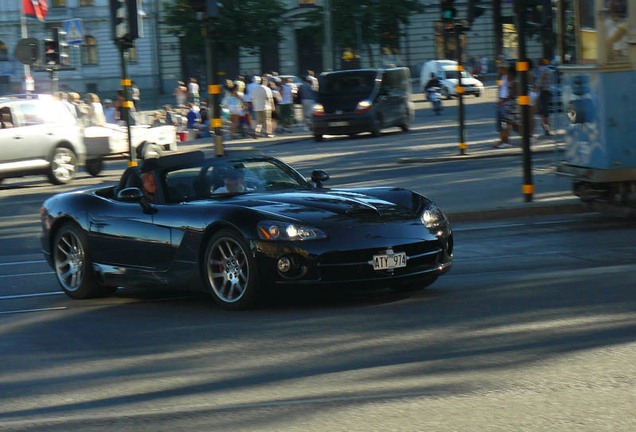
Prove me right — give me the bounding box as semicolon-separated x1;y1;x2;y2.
467;0;485;24
43;38;59;68
109;0;141;43
187;0;219;18
441;0;457;22
54;28;70;67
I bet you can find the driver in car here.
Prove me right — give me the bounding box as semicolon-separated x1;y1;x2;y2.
140;158;159;202
214;168;247;194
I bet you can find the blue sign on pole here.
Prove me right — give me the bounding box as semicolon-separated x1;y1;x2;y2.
63;19;84;45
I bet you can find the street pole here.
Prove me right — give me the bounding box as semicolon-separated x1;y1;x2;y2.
20;0;31;96
514;0;533;202
456;21;466;155
118;44;135;167
205;17;223;157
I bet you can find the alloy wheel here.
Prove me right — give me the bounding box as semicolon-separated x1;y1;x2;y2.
206;237;249;304
54;229;85;292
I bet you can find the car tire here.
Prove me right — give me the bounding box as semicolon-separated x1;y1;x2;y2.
85;158;104;177
313;134;323;142
53;223;113;299
203;229;260;310
371;117;381;137
47;147;78;185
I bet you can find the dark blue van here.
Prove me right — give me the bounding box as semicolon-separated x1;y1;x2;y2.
311;67;414;141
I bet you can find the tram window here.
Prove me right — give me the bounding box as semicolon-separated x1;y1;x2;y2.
579;0;597;63
605;0;628;62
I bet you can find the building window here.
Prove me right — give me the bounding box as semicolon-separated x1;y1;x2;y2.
82;36;98;65
79;0;94;5
51;0;67;6
0;42;7;61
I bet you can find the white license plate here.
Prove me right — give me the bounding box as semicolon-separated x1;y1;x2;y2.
329;121;349;127
372;251;407;271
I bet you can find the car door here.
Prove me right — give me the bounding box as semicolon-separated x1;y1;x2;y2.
0;104;41;164
88;196;175;270
12;101;59;162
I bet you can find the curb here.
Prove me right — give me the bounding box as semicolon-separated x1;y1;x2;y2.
398;147;563;164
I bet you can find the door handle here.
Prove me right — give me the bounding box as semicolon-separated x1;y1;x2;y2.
13;136;22;139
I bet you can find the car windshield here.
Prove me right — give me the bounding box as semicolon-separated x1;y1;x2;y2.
162;157;311;203
444;70;472;80
319;71;378;95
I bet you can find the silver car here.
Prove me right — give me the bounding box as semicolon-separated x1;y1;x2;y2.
0;95;85;185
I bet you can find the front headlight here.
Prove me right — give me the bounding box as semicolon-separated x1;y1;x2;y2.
258;221;327;241
420;203;447;229
355;100;372;112
312;103;325;116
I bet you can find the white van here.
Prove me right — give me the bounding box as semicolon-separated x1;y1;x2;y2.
420;60;484;99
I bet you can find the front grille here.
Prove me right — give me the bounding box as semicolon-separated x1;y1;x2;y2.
317;240;443;282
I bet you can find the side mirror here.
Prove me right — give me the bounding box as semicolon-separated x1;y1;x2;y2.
311;170;329;188
117;187;144;202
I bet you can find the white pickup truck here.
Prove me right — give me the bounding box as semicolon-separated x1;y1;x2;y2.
83;124;178;176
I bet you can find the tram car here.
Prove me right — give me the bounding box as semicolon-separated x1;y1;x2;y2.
555;0;635;211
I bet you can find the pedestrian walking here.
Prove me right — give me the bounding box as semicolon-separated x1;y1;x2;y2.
174;81;187;107
131;81;140;109
188;78;200;104
85;93;106;126
298;76;316;131
103;98;116;124
251;76;274;138
498;65;518;148
307;70;319;92
536;59;553;136
278;77;295;133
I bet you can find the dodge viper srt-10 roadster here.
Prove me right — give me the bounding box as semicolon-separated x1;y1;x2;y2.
41;150;453;310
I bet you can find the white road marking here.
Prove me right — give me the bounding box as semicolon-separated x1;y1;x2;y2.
0;306;67;315
0;291;64;300
0;271;53;278
0;260;47;266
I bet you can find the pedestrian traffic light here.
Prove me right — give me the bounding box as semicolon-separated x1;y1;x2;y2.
467;0;485;24
43;38;59;68
54;28;70;67
441;0;457;22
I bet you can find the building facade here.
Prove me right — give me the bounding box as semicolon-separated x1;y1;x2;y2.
0;0;543;106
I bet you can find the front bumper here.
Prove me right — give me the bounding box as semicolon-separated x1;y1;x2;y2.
312;111;374;136
252;228;454;288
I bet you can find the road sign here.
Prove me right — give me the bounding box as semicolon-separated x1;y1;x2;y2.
63;19;84;45
15;38;40;65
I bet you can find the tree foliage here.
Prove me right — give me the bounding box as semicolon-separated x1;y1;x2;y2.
332;0;425;52
163;0;291;54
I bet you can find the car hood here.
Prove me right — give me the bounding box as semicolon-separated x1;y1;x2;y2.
197;189;418;225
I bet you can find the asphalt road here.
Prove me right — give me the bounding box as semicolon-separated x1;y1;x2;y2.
0;213;635;431
1;91;634;431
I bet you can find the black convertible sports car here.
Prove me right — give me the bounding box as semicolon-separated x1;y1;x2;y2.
41;151;453;310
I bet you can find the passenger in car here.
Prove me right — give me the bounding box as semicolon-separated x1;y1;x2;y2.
1;112;13;128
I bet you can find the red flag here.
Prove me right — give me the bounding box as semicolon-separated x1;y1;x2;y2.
23;0;48;21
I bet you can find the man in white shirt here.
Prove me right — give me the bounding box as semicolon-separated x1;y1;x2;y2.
495;61;511;148
243;76;261;131
279;78;295;133
250;76;274;137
